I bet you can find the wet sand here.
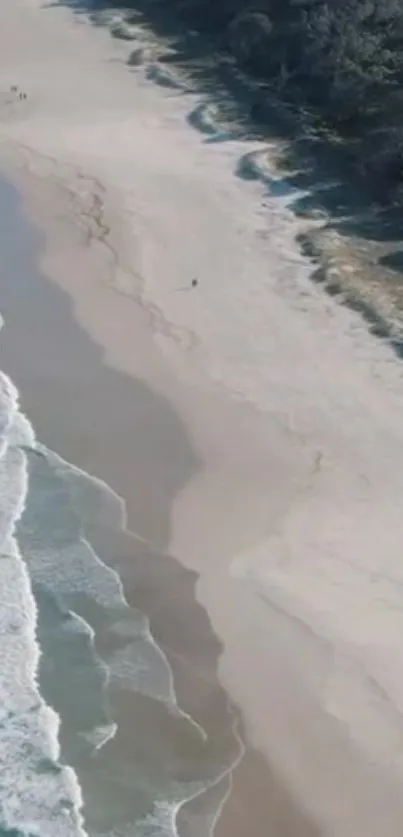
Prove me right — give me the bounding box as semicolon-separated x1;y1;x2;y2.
0;177;319;835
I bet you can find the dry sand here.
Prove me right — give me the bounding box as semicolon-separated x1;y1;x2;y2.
2;0;403;834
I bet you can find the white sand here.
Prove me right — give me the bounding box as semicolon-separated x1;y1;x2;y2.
2;0;403;833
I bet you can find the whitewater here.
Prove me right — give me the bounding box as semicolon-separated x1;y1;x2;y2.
0;369;87;837
0;355;241;837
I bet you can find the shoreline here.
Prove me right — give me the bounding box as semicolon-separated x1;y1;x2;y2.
0;172;320;836
2;1;403;834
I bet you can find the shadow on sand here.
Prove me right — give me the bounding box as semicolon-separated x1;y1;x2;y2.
45;0;403;364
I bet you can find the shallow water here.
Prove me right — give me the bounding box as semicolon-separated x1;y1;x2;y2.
0;177;241;837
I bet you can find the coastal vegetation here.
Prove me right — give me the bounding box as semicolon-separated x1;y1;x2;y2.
104;0;403;207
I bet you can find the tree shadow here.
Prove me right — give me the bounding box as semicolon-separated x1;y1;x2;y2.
45;0;401;230
44;0;403;351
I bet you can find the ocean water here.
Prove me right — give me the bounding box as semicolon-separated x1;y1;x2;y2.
0;357;240;837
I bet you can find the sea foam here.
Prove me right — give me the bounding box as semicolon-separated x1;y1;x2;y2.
0;371;87;837
0;368;240;837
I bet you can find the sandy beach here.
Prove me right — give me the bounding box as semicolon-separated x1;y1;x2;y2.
2;0;403;834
